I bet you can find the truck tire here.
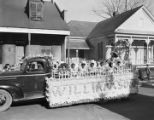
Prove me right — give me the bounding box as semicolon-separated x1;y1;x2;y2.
0;89;12;112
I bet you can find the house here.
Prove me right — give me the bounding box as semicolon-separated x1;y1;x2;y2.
67;20;97;62
0;0;70;65
87;6;154;65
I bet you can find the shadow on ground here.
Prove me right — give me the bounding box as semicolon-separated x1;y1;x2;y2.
12;98;96;110
97;94;154;120
12;98;49;108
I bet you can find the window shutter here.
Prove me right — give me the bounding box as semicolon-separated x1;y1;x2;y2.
29;0;43;21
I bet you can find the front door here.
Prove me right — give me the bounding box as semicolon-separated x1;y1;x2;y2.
20;61;47;99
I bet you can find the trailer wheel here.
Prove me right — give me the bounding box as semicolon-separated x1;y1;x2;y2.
0;89;12;112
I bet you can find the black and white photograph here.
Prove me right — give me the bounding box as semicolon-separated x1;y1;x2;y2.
0;0;154;120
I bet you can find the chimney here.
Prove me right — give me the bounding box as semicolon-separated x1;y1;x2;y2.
61;10;68;22
113;11;119;17
51;0;54;4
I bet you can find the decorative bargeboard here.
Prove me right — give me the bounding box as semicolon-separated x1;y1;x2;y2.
45;71;134;107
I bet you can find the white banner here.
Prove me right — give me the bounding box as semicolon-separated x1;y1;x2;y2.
46;73;133;107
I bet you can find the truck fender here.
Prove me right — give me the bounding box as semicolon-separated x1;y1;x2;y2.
0;85;24;101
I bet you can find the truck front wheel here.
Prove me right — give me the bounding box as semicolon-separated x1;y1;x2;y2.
0;89;12;112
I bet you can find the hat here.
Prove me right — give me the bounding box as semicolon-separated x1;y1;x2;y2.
71;63;75;65
90;60;95;63
81;61;86;64
111;51;118;58
90;60;96;67
60;61;65;64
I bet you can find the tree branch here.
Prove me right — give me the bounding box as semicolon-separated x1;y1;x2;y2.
93;0;147;18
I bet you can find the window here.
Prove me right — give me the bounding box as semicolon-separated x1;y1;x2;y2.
29;0;44;21
79;50;84;58
26;61;45;73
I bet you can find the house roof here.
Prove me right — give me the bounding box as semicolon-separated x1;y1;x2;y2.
68;20;97;37
67;37;90;50
0;0;69;34
87;6;142;40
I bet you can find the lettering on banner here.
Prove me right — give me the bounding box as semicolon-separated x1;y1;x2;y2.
95;82;103;93
50;78;131;98
83;83;89;94
74;85;81;95
51;86;67;97
92;82;96;93
69;85;72;95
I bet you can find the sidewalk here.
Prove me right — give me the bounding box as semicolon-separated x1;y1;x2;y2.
139;80;154;88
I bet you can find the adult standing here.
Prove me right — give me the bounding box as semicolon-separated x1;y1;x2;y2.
145;64;151;81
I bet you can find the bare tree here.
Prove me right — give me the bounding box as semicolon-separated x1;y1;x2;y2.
93;0;147;18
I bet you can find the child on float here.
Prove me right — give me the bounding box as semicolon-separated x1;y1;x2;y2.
98;61;106;75
70;62;78;77
79;61;87;76
88;60;97;75
51;60;59;77
3;64;11;72
104;59;112;74
58;61;70;78
95;61;102;75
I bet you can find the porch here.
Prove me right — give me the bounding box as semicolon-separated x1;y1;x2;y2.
0;32;68;66
106;34;154;65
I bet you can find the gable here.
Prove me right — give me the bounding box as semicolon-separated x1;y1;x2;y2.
116;7;154;35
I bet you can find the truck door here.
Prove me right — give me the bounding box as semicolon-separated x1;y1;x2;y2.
21;60;48;99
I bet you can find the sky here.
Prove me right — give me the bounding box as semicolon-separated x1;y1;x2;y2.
56;0;102;22
56;0;154;23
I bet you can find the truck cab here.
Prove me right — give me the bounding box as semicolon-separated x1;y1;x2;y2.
0;57;52;111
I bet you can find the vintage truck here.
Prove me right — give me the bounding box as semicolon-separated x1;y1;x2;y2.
0;57;138;112
0;57;52;111
137;64;154;81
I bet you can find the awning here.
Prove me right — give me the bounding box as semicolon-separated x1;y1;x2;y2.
67;38;90;50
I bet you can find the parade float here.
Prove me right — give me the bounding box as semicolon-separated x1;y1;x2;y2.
45;59;138;108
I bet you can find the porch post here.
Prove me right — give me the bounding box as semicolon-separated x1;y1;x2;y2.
28;32;31;56
61;36;66;62
76;49;79;58
114;34;118;52
128;36;133;63
146;38;150;64
66;36;70;63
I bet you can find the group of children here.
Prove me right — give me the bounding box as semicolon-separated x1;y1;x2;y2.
50;56;128;77
70;59;126;75
0;64;19;72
